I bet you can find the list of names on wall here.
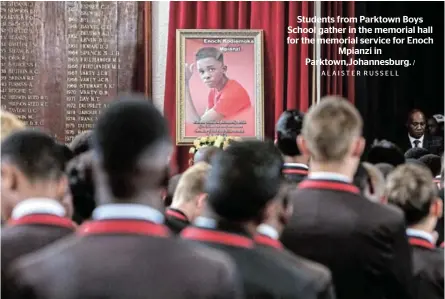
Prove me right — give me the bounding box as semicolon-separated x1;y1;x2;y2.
0;1;138;143
64;1;120;143
1;1;46;130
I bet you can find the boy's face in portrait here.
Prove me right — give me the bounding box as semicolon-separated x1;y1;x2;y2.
196;57;226;88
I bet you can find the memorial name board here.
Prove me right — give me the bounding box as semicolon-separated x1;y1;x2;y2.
1;1;139;143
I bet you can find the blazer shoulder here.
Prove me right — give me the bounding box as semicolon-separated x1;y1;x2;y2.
282;249;333;288
359;198;405;227
255;245;332;293
183;239;237;268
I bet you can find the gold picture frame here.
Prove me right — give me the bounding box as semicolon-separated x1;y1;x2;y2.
175;29;264;145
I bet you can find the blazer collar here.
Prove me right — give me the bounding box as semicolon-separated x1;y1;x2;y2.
308;172;351;183
9;198;74;229
181;226;254;248
406;228;435;249
12;198;65;219
165;208;189;222
257;224;279;240
183;218;253;248
92;203;164;224
284;163;309;170
299;178;360;195
283;163;309;176
194;216;217;229
255;224;283;250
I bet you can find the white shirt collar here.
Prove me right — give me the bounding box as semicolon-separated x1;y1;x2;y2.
406;228;434;244
283;163;309;170
92;204;164;224
11;198;65;220
408;134;424;148
194;216;217;229
308;171;351;183
257;224;279;240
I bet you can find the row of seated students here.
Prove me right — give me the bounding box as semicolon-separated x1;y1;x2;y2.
1;94;443;299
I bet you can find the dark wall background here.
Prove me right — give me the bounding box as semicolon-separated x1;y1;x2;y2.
354;1;444;148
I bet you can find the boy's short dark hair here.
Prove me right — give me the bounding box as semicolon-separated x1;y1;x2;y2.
366;140;405;166
92;94;171;198
353;163;370;195
1;129;65;181
276;110;304;156
404;147;430;160
418;154;442;177
195;47;224;63
67;152;95;224
69;130;93;157
206;140;284;222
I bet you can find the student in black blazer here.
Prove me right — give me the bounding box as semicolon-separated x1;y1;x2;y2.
165;162;211;234
275;110;310;184
1;130;76;273
386;164;444;299
6;96;242;299
182;140;332;299
254;182;336;299
281;96;414;299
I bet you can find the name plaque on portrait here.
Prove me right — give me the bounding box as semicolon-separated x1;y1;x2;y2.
0;1;139;143
176;29;264;145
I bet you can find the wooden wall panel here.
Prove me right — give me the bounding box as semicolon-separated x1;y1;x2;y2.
0;1;151;144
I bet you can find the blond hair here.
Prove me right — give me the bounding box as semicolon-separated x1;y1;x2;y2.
385;164;436;225
302;96;363;162
1;110;25;141
172;162;211;205
362;162;385;201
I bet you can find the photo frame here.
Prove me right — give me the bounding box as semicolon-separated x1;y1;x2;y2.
176;29;264;145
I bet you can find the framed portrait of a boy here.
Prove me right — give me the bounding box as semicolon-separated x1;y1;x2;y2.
175;29;264;145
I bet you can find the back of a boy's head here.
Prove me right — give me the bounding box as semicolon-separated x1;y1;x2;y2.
69;130;93;157
418;154;442;177
1;110;25;141
195;47;224;63
1;129;65;182
92;94;171;197
386;164;436;226
206;140;284;222
276;109;304;156
302;96;362;162
353;163;370;195
375;163;395;179
367;140;405;166
173;162;211;205
404;147;429;160
194;146;222;164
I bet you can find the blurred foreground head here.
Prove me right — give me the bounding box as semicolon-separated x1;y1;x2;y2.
69;130;93;157
1;110;25;141
193;146;222;164
206;140;284;223
91;94;172;206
